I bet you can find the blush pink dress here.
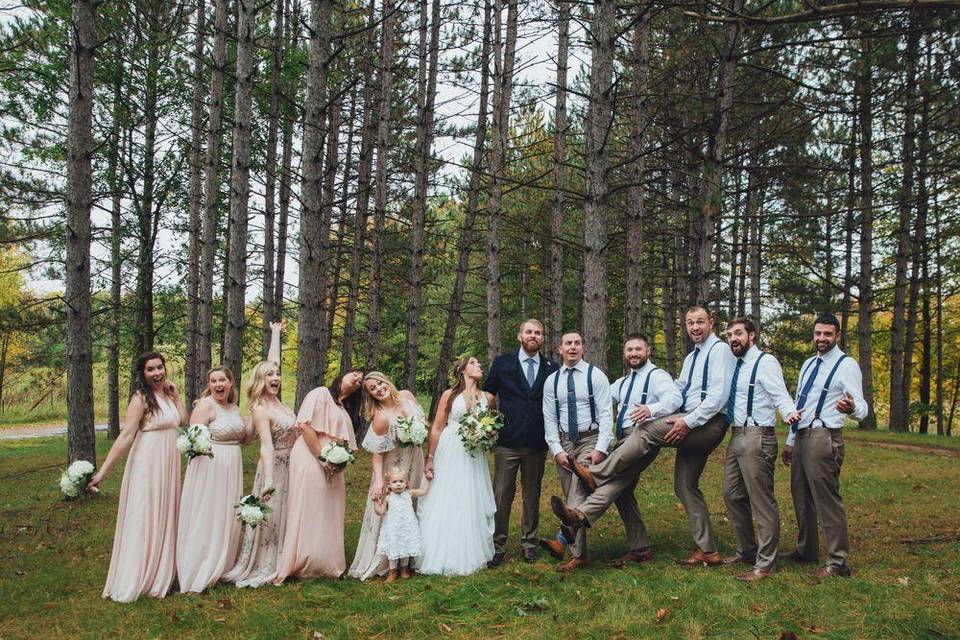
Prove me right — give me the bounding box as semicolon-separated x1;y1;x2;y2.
274;386;357;582
102;395;182;603
176;399;246;593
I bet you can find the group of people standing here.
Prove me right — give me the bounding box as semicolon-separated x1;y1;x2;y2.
89;306;867;603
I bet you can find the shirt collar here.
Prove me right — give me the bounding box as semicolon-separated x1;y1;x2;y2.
739;344;761;363
562;358;588;373
816;344;843;364
692;333;718;352
518;349;540;365
630;360;656;375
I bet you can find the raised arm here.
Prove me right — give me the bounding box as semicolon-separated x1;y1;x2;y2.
251;405;276;498
267;320;285;366
425;390;452;480
87;393;147;491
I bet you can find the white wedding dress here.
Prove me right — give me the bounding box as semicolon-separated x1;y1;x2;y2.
416;393;496;576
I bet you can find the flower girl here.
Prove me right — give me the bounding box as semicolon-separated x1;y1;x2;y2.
374;467;430;582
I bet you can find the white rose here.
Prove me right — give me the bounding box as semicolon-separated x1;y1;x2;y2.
60;474;79;497
238;504;265;524
67;460;94;481
322;444;351;465
176;434;192;454
193;435;212;453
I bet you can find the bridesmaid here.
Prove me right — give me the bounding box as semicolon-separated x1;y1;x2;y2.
347;372;426;581
90;352;188;603
222;321;298;588
176;365;249;593
274;369;364;582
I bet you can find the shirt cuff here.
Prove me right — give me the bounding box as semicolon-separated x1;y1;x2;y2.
785;431;796;447
547;442;564;457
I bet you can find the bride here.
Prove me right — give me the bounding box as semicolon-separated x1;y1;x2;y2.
417;356;496;576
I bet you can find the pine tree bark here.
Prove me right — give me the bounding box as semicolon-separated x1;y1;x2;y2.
841;94;857;350
315;90;342;377
856;32;877;430
914;33;932;435
326;88;357;356
107;54;126;440
262;0;285;359
66;0;97;465
295;0;333;405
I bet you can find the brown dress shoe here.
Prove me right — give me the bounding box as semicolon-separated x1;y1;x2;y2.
679;549;722;567
722;553;756;565
486;551;506;568
384;569;398;583
815;564;852;579
736;568;771;582
784;549;816;564
609;547;654;567
522;548;537;564
569;461;598;492
556;557;587;572
549;496;584;537
539;538;566;560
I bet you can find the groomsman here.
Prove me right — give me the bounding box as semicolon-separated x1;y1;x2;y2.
604;333;682;565
782;313;868;578
542;331;613;571
721;318;801;581
553;305;735;566
483;319;559;565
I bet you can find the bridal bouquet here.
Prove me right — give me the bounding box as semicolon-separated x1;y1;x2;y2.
457;407;504;455
319;439;355;470
395;414;428;447
177;423;214;461
59;459;95;499
235;488;274;528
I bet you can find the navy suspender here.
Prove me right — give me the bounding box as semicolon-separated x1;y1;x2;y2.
813;356;848;425
699;341;722;402
553;364;597;429
640;367;659;404
743;352;766;426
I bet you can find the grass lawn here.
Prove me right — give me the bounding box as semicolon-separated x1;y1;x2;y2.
1;432;958;640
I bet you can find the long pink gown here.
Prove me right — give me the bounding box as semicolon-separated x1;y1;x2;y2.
102;395;182;603
274;386;357;582
176;399;246;593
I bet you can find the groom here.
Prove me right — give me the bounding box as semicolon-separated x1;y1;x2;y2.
483;319;559;565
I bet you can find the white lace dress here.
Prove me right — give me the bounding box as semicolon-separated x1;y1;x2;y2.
347;401;425;581
416;393;496;576
376;491;422;560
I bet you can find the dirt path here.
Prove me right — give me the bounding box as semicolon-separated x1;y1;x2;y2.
0;423;108;441
852;439;959;458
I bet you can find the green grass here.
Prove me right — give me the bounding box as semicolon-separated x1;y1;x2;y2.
1;432;958;639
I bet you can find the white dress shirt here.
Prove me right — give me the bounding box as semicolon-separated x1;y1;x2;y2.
542;359;613;456
727;345;797;427
786;345;869;446
518;348;540;383
612;360;682;425
675;333;736;428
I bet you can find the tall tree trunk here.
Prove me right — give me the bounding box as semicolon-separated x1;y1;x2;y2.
727;169;742;320
747;171;763;330
934;174;944;435
365;0;397;368
544;0;569;350
888;12;920;433
856;32;877;430
262;0;285;359
841;94;857;349
326;88;357;357
429;0;492;417
485;0;518;362
662;249;677;374
295;0;333;405
185;0;206;405
223;0;258;379
623;0;650;338
66;0;97;465
580;0;616;370
198;0;230;385
315;89;342;377
915;34;932;435
107;55;126;440
341;0;377;371
403;0;442;390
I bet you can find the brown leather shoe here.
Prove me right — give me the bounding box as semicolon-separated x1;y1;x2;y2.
815;564;851;579
722;553;756;566
736;568;771;582
569;461;598;492
556;557;587;572
550;496;584;537
539;537;566;560
522;548;537;563
784;549;816;564
486;551;506;568
679;549;722;567
609;547;654;567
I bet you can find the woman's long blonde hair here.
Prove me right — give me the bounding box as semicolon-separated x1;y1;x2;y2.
246;360;279;408
360;371;402;420
198;365;239;405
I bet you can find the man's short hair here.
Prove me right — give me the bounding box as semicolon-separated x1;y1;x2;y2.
519;318;544;333
684;304;711;319
814;313;841;332
624;332;650;346
560;330;583;343
726;316;756;334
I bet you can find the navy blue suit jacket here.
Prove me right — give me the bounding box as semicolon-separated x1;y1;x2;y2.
483;351;559;450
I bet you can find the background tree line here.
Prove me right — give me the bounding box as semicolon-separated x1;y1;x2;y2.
1;0;958;464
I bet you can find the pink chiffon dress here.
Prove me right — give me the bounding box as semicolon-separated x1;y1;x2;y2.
102;395;182;603
274;386;357;582
176;399;246;593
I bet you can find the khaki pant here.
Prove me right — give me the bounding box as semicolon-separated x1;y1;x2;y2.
791;428;849;568
580;412;728;553
722;427;780;571
556;431;599;559
492;446;546;554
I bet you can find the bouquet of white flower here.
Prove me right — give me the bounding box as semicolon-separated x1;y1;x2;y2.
457;406;504;456
319;439;355;470
176;423;214;461
235;488;274;528
59;459;96;499
394;414;428;447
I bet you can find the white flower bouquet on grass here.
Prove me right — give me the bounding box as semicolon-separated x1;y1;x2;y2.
395;414;428;447
319;439;355;470
177;423;214;461
457;406;504;455
59;460;95;499
235;488;274;528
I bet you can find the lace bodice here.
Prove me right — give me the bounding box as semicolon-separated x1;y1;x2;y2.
269;408;298;450
207;401;246;444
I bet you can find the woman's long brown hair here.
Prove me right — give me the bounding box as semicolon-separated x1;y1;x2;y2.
131;351;166;415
